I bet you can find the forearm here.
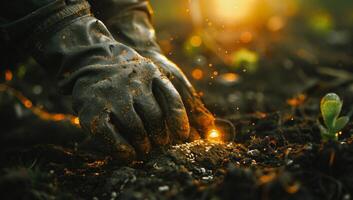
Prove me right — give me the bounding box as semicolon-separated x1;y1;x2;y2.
0;0;139;92
0;0;56;21
88;0;161;53
0;0;89;51
88;0;152;22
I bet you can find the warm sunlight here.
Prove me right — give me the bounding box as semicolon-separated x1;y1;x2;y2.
209;0;257;23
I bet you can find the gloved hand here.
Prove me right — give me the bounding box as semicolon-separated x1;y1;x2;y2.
93;0;216;139
142;51;216;140
4;0;191;162
71;48;191;160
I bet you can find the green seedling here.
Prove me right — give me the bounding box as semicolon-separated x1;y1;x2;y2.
231;48;259;73
319;93;349;141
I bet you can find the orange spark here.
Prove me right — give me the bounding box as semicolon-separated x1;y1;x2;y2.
207;129;222;143
23;100;33;108
191;68;204;80
286;183;300;194
87;160;107;168
287;94;306;107
254;111;267;119
190;35;202;47
5;70;13;81
259;173;277;184
220;73;239;83
71;117;80;126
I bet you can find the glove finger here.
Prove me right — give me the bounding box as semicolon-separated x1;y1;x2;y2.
152;77;190;142
134;94;169;146
79;107;136;163
111;103;152;155
151;57;215;137
169;69;215;137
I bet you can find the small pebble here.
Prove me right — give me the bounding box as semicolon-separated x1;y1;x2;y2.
153;163;162;170
286;159;293;165
304;143;313;150
293;164;301;169
202;175;213;180
200;168;206;174
158;185;170;192
251;160;257;165
111;192;117;198
343;194;351;200
247;149;260;156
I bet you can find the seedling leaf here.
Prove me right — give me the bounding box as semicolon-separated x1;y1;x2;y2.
319;93;349;141
320;93;342;129
334;116;349;133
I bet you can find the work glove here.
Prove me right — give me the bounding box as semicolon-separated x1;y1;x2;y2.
90;0;216;139
3;0;190;162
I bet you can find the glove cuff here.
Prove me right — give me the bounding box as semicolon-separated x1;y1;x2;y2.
29;0;91;54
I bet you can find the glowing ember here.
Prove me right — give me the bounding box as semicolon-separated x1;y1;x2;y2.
286;183;300;194
190;35;202;47
254;111;267;119
259;173;277;184
218;73;240;85
207;129;222;142
223;73;238;81
5;70;13;81
191;68;204;80
209;129;219;138
72;117;80;126
287;94;306;107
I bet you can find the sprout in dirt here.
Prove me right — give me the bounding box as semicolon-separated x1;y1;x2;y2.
319;93;349;141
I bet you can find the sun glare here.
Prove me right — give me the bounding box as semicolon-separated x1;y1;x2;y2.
210;0;257;23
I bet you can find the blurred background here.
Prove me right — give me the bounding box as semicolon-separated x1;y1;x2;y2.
149;0;353;114
0;0;352;147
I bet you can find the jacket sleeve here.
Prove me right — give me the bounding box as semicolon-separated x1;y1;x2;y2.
0;0;89;49
0;0;140;92
88;0;162;53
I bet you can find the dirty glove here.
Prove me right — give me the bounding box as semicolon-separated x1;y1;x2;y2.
2;0;190;162
142;51;215;140
91;0;216;139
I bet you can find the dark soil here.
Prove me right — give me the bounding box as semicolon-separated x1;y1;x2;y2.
1;114;353;200
2;68;353;200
